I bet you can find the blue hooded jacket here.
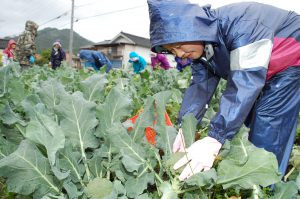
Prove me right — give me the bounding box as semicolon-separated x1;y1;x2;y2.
79;50;112;72
128;51;147;74
148;0;300;144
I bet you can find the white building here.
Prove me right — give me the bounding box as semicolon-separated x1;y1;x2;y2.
80;32;176;69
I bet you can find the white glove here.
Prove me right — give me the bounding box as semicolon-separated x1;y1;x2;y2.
172;128;185;153
173;136;222;181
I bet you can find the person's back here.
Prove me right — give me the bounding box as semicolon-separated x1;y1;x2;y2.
79;50;112;72
215;2;300;79
2;39;17;66
15;20;38;68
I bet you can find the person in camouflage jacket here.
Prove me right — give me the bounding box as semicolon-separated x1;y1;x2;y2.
15;20;38;68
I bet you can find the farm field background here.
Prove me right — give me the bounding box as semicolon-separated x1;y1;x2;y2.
0;63;299;199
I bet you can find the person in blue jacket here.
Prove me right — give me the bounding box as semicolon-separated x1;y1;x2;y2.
79;50;112;72
175;57;192;72
128;51;147;74
148;0;300;181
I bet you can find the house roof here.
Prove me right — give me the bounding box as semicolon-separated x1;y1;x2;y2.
93;32;150;48
94;40;111;46
0;39;9;50
113;32;150;48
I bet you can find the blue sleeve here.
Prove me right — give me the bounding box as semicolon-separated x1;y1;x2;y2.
208;25;273;143
178;62;220;124
208;68;267;144
104;56;113;72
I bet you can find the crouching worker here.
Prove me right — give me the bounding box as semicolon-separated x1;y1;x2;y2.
79;50;112;72
128;51;147;74
148;0;300;181
126;109;172;145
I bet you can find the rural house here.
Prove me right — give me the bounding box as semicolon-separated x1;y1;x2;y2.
79;32;175;69
0;39;9;51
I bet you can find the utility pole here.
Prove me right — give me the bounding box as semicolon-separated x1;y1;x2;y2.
69;0;75;67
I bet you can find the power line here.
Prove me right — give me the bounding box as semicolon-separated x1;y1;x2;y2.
58;5;145;28
79;5;145;20
37;2;100;28
39;11;70;27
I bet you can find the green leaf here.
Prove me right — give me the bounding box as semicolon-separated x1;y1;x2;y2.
88;149;104;179
164;152;185;175
112;180;126;197
0;140;61;198
125;173;154;198
7;76;27;105
85;177;113;199
290;146;300;170
0;123;25;144
296;173;300;190
0;65;13;97
181;113;197;148
159;182;178;199
270;181;298;199
177;79;189;89
36;78;67;111
79;74;108;102
185;169;217;188
0;137;17;160
217;131;281;189
131;96;156;142
109;124;146;172
96;87;131;137
25;104;65;165
56;91;99;149
57;144;85;185
154;91;176;157
0;103;26;125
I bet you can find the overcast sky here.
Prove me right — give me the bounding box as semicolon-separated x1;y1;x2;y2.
1;0;299;43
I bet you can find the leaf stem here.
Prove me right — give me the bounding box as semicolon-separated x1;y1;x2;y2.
284;166;295;182
106;145;112;180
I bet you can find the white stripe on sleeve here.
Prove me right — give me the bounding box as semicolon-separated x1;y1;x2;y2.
230;39;273;71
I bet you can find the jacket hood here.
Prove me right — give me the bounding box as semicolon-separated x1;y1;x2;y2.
25;20;38;37
53;41;62;47
147;0;218;53
129;51;139;58
25;20;39;31
7;39;16;49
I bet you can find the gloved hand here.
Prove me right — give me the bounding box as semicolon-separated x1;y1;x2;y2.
173;136;222;181
172;128;185;153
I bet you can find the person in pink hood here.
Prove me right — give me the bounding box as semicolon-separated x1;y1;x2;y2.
150;53;171;70
2;39;17;66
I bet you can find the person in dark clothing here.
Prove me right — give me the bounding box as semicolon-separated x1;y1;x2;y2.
79;50;112;72
175;57;192;72
50;41;66;70
148;0;300;181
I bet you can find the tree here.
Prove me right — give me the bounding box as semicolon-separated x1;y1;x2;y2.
35;48;51;65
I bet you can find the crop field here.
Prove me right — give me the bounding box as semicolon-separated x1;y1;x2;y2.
0;63;299;199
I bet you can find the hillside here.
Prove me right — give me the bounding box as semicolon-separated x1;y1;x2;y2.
35;27;94;54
